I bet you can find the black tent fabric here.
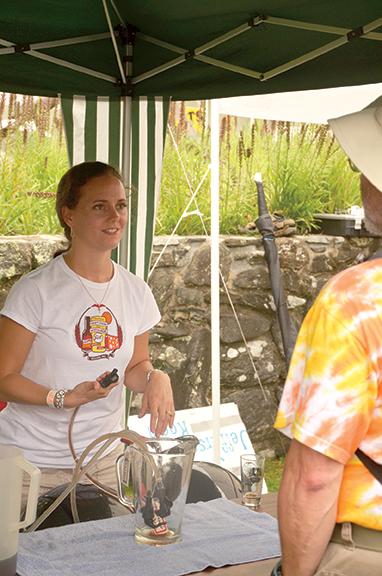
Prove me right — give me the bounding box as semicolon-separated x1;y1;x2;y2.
0;1;381;99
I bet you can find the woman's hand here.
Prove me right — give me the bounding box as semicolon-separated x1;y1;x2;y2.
139;370;175;437
123;332;176;437
64;371;119;408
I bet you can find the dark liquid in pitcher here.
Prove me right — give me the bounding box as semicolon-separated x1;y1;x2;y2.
0;554;17;576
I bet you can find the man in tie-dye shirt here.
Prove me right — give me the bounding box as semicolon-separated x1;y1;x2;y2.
273;98;382;576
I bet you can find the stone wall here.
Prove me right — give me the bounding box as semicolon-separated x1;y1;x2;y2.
2;233;382;456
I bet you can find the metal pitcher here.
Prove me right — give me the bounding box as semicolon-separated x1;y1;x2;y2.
116;435;198;545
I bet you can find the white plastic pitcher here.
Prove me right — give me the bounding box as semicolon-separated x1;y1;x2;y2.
0;445;41;576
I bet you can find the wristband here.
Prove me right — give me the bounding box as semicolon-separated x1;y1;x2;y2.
53;389;68;409
146;368;165;384
46;389;56;408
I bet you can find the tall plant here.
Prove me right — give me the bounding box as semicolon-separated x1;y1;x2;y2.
0;95;362;236
157;102;210;235
0;93;68;235
220;118;361;232
158;103;361;235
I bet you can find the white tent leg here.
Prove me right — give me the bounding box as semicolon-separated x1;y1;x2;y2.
210;99;220;464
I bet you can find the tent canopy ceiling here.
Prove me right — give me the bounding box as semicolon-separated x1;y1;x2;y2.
0;1;382;99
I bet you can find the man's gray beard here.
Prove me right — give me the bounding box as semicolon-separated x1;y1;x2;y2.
363;213;382;236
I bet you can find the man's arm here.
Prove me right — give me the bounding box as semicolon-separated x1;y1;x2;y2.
278;439;344;576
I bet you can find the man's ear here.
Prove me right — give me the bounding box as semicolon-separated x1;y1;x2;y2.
61;206;73;227
360;173;382;235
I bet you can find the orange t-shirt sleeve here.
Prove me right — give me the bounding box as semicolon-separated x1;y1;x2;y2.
275;296;375;464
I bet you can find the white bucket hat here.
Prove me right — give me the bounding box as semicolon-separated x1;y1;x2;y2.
328;96;382;192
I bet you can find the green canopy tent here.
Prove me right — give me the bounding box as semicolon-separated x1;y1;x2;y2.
1;1;382;454
1;0;381;269
1;1;382;99
1;0;382;271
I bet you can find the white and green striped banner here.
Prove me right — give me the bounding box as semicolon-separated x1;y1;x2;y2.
61;95;169;280
129;97;169;279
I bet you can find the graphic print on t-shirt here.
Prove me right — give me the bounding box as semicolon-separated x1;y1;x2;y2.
75;304;123;361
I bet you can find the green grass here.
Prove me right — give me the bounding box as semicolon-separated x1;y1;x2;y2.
264;456;285;492
0;131;68;235
0;96;361;236
158;118;361;236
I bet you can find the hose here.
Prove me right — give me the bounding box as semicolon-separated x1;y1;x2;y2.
67;406;124;522
26;427;157;532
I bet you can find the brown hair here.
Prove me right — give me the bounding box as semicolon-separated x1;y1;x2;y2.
56;161;124;241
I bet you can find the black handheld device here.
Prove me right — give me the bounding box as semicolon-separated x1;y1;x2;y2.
99;368;119;388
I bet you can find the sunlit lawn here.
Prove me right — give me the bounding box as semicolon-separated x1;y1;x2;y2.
264;456;285;492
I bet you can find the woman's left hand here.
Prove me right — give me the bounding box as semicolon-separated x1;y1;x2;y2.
139;370;175;437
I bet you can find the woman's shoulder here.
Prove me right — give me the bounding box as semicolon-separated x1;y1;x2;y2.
114;264;150;291
19;255;62;284
8;257;66;301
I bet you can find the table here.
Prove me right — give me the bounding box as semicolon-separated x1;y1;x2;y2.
192;492;279;576
17;492;280;576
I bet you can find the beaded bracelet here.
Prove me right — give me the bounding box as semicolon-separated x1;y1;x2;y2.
46;389;68;409
54;389;67;409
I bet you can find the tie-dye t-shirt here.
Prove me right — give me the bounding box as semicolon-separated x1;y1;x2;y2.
274;259;382;530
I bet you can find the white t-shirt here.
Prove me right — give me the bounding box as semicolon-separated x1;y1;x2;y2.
0;255;160;468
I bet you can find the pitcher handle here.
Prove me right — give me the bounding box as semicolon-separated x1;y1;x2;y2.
116;453;134;509
17;458;41;530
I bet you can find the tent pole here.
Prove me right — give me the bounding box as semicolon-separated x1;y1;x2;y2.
120;29;133;424
210;99;220;465
122;95;131;196
119;26;133;269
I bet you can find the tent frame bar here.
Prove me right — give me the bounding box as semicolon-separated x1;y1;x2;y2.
109;0;125;27
194;17;262;54
263;35;352;81
266;15;382;41
29;33;111;50
132;55;186;85
102;0;126;84
0;33;110;52
138;33;187;55
132;15;382;86
0;37;13;47
1;13;382;90
0;36;117;83
263;16;382;81
196;55;262;80
27;50;117;83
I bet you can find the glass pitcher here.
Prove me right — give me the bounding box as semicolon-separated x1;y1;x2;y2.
116;435;198;545
0;445;41;576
